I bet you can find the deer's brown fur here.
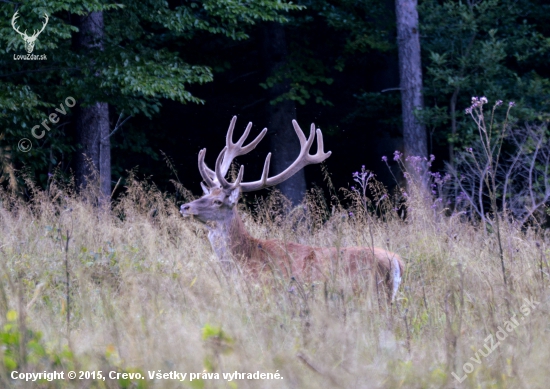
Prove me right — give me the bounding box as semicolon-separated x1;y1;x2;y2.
180;117;404;301
226;207;404;293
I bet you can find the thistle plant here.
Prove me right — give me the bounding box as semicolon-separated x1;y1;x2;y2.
453;100;550;227
455;96;514;288
382;151;452;218
351;165;374;213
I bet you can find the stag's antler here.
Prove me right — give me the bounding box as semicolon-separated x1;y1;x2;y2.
237;120;331;192
198;116;331;192
198;116;267;189
12;11;48;39
32;12;49;39
11;11;49;53
11;11;27;38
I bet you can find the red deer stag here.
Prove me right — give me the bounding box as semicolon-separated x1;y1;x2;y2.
180;116;404;301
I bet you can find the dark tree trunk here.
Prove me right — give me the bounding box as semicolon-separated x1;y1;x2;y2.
261;22;306;206
395;0;427;161
75;103;110;196
73;12;111;201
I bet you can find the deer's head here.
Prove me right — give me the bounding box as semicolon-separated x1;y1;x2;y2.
12;11;49;54
180;116;331;225
181;186;241;224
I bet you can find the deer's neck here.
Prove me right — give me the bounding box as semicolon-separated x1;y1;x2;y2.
207;208;259;264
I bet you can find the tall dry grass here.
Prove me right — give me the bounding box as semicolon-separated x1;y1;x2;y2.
0;170;549;389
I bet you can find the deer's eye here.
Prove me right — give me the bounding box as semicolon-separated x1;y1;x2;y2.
213;200;223;206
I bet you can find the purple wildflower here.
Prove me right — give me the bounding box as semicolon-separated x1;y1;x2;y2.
456;191;470;203
393;150;402;161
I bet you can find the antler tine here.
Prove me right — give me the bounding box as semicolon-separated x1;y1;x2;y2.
234;164;245;187
299;122;331;163
293;120;308;147
215;147;228;187
238;125;267;154
258;153;272;187
197;117;267;190
314;128;327;158
32;13;49;37
225;115;237;150
240;120;331;193
302;122;317;152
217;115;267;180
218;117;247;175
198;148;216;188
215;147;245;190
11;12;27;37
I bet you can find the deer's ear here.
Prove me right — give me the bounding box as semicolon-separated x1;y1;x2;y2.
200;182;211;195
228;187;240;205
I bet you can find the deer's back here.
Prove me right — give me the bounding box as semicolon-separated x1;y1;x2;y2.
252;238;403;283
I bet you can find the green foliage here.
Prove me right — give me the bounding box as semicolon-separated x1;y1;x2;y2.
0;309;152;388
0;0;300;187
318;0;394;53
419;0;550;152
2;0;550;191
346;91;402;140
260;47;335;106
0;310;74;376
261;0;394;107
202;323;234;352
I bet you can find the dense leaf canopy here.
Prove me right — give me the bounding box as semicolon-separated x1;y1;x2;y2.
0;0;549;194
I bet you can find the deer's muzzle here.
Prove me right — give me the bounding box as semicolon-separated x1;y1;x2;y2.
180;203;194;217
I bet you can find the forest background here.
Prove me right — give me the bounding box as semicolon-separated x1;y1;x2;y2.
0;0;549;203
1;2;550;387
